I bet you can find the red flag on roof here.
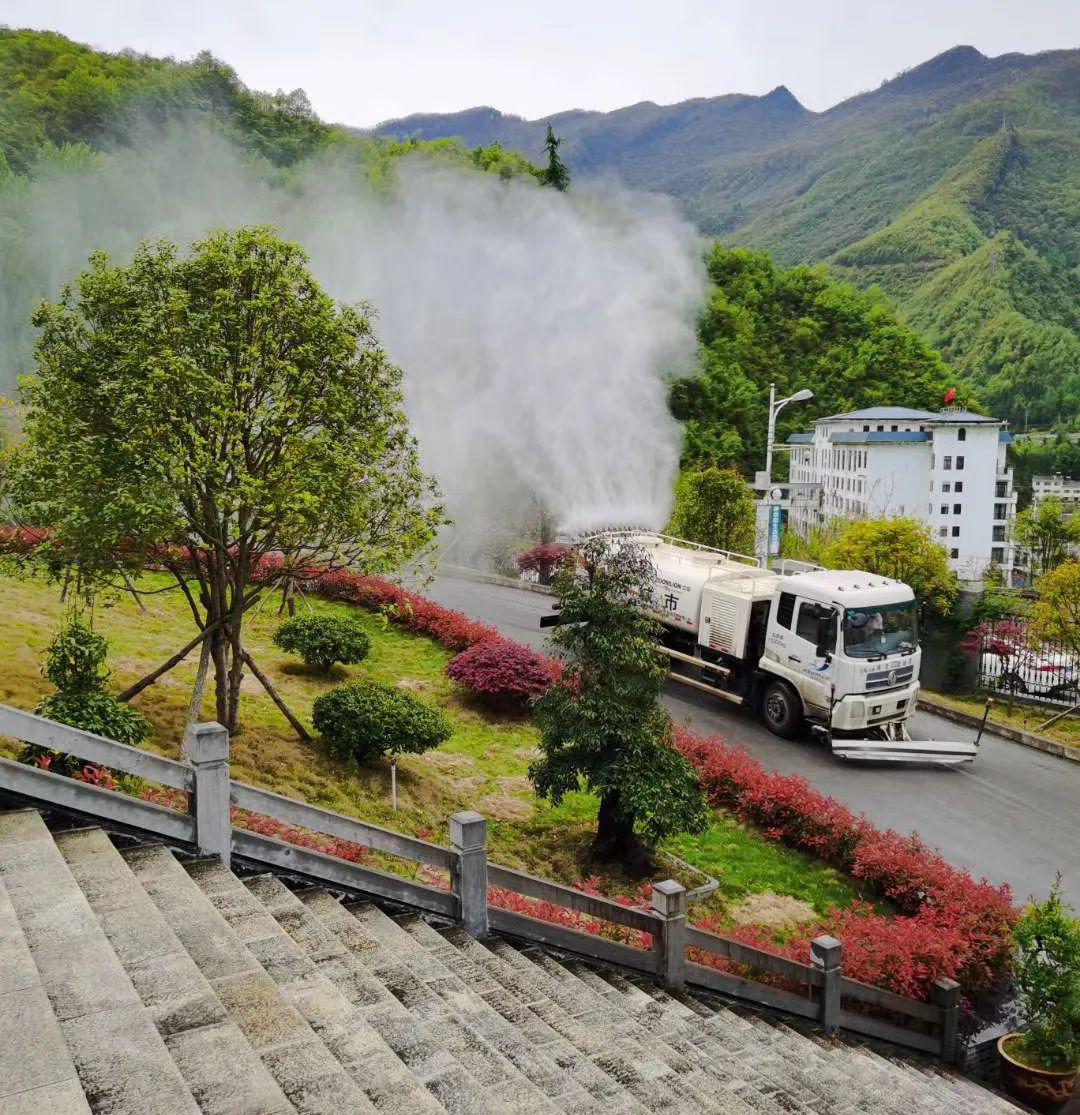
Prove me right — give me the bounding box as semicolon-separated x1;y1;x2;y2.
943;388;957;404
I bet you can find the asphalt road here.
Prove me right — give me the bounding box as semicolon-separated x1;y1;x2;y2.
425;573;1080;908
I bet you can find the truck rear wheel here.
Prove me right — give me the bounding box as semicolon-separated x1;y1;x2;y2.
761;679;804;739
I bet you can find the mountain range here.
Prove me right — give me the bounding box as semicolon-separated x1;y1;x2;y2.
374;46;1080;428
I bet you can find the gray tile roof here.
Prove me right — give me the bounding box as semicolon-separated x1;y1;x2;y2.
0;809;1025;1115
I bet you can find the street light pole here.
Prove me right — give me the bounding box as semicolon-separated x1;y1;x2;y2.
757;383;814;566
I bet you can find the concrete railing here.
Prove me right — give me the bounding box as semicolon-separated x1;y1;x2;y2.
0;703;960;1061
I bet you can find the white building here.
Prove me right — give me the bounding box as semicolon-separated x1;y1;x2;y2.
1032;473;1080;514
786;406;1018;583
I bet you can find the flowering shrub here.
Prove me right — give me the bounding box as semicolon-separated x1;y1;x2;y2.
515;543;570;584
674;726;1016;1028
446;639;556;710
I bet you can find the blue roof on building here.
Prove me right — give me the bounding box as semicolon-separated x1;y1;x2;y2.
818;406;937;422
786;433;814;444
816;406;998;424
830;431;931;444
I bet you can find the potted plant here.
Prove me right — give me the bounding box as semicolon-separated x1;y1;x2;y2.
998;881;1080;1113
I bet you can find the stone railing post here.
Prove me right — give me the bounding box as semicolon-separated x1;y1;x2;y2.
187;721;231;868
450;810;488;938
652;879;687;990
811;935;842;1036
934;977;960;1063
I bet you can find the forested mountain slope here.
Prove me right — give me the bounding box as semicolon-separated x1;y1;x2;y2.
0;27;541;181
375;45;1080;427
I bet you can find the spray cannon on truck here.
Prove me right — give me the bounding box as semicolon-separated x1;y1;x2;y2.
542;531;977;766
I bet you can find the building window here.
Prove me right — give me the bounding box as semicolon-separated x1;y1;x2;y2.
940;504;948;515
955;481;963;493
939;527;947;538
995;503;1007;519
953;503;961;514
993;526;1006;542
956;455;965;470
958;428;966;441
891;425;898;432
942;483;951;493
952;526;960;537
876;425;884;431
992;547;1004;564
943;456;952;470
950;548;959;559
996;481;1007;497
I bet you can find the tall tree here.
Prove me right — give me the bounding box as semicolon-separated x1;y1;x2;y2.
822;518;959;615
671;246;954;468
1031;561;1080;668
668;466;756;555
7;226;442;735
530;535;707;869
1014;497;1080;577
539;124;570;192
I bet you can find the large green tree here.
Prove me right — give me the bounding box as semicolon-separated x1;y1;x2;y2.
822;518;959;615
7;226;442;735
670;246;956;469
1031;561;1080;664
668;466;756;555
1014;497;1080;578
530;535;708;868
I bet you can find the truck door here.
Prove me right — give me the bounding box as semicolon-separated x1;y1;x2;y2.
788;601;837;716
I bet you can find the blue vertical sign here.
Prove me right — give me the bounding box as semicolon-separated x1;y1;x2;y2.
768;504;782;557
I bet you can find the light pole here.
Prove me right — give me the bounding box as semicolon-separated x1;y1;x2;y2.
757;384;814;565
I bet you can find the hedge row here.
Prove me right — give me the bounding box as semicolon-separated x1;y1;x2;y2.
674;728;1016;1026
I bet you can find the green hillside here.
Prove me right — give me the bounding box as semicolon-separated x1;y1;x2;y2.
375;45;1080;427
833;128;1080;428
670;245;954;468
0;27;541;181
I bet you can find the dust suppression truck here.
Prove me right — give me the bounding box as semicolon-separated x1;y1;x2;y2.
603;531;976;765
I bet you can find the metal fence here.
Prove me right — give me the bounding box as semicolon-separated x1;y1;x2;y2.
970;618;1079;709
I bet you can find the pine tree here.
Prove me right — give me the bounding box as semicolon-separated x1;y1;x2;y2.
539;124;570;192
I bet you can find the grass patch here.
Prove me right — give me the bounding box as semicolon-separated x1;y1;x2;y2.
924;688;1080;753
664;816;862;919
1;567;866;922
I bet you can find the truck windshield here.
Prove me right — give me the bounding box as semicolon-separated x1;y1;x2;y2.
843;602;918;659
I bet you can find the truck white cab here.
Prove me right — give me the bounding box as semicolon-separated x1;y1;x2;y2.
622;531;975;765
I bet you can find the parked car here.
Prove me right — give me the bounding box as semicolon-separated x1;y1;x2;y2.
980;645;1079;699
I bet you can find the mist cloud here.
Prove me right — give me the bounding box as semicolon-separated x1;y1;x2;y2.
0;125;706;561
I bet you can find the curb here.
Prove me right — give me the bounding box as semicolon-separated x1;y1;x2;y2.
917;697;1080;764
438;564;555;596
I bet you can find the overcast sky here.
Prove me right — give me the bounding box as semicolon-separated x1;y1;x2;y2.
6;1;1080;125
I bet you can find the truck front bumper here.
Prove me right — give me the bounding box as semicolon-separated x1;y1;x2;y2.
830;682;920;732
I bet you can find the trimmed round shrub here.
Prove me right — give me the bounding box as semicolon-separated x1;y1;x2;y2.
273;613;371;673
445;639;555;710
312;681;452;763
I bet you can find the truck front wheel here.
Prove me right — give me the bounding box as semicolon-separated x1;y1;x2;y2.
761;679;804;739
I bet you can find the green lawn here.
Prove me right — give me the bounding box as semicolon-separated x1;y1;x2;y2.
0;568;867;926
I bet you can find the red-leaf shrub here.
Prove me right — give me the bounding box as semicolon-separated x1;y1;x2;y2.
674;725;1016;1029
515;543;570;583
446;639;556;710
